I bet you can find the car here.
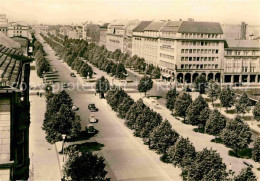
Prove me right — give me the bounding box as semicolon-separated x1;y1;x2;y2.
70;73;76;77
86;124;95;134
72;105;79;111
234;82;243;87
63;83;68;88
89;114;98;123
88;104;98;112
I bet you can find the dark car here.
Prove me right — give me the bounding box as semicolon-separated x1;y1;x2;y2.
234;82;243;87
88;104;98;112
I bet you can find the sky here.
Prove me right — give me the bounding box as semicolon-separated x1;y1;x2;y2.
0;0;260;25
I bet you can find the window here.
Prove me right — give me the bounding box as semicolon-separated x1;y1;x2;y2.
181;64;184;69
181;57;184;61
200;65;203;69
189;49;192;53
216;50;219;54
201;42;204;46
193;49;196;54
197;57;200;61
215;65;218;69
189;57;192;61
193;42;196;46
252;51;256;55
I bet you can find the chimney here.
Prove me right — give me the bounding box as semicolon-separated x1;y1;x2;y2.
240;22;247;40
188;18;194;22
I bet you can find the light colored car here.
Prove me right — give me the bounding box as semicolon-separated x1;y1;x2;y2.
72;105;79;111
89;114;98;123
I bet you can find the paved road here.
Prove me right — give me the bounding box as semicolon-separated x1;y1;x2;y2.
38;35;182;181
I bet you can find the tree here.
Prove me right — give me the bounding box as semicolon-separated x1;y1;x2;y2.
167;137;196;167
63;149;107;180
253;101;260;121
117;96;134;119
220;116;252;154
198;107;211;129
182;148;227;181
186;95;208;125
207;80;220;107
152;67;161;79
138;75;153;96
194;74;207;94
252;137;260;162
235;92;251;116
166;88;178;114
220;87;235;111
96;76;110;98
116;63;127;79
149;120;179;154
234;166;257;181
134;107;153;137
174;93;192;121
43;104;81;144
205;109;226;136
125;99;146;129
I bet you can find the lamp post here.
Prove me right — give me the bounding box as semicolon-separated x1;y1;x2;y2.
62;134;66;162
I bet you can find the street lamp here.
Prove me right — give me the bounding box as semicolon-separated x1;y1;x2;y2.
62;134;66;162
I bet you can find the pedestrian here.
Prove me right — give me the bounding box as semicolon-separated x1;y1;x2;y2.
95;91;96;96
37;92;39;96
39;92;42;97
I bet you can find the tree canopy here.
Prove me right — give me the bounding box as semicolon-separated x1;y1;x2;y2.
138;75;153;96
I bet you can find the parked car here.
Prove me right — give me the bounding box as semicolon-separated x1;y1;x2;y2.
63;83;68;88
70;73;76;77
234;82;243;87
89;114;98;123
72;105;79;111
86;124;95;134
88;104;98;112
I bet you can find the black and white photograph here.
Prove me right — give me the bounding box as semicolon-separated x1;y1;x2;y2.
0;0;260;180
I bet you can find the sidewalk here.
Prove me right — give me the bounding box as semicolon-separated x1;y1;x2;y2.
29;68;61;180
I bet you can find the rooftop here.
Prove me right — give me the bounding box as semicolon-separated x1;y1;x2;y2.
144;21;165;31
226;39;260;49
160;21;182;32
178;21;223;34
0;44;30;89
0;32;21;49
133;21;153;32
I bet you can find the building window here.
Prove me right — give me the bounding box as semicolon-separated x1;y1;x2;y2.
181;64;184;69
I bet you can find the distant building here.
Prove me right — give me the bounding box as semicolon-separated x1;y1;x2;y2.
34;25;49;35
106;20;139;53
83;22;100;43
0;44;31;180
99;23;109;46
7;22;29;39
224;39;260;83
60;25;82;39
132;21;153;59
0;14;8;35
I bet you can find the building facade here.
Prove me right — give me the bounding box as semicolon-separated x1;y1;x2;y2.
0;44;30;180
132;20;225;83
0;14;8;35
224;40;260;84
99;23;109;46
7;22;29;39
106;20;139;53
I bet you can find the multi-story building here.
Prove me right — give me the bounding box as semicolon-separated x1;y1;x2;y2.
60;25;83;39
34;25;49;35
99;23;109;46
7;22;29;39
0;14;8;35
124;20;140;56
106;20;139;53
224;39;260;84
0;44;31;180
84;23;100;43
142;21;166;66
132;21;153;59
132;20;225;83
